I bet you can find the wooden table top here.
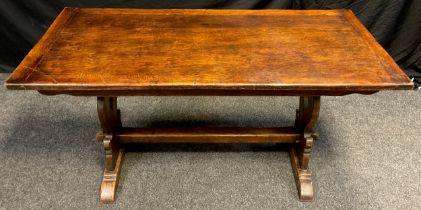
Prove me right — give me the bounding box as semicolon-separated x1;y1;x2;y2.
5;8;413;96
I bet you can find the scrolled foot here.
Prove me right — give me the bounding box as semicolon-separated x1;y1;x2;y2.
295;169;313;201
289;148;314;202
100;148;125;204
100;179;117;203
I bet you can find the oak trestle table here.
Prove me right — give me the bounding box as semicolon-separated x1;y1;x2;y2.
5;8;413;203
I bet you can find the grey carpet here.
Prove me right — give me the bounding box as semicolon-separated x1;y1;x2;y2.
0;73;420;209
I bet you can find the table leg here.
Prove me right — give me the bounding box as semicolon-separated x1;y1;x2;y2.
97;97;125;203
290;96;320;201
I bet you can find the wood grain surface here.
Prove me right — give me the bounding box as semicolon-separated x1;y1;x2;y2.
96;127;301;143
5;8;413;95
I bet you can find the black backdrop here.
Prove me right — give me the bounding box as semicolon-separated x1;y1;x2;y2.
0;0;420;85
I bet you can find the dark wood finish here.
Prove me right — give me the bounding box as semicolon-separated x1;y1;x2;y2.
97;97;124;203
93;96;321;202
96;127;301;144
100;148;124;204
5;8;413;95
290;96;320;201
4;8;414;203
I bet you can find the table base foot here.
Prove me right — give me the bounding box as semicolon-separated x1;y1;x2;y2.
289;147;314;202
100;148;125;204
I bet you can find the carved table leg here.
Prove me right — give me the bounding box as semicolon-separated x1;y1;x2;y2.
290;96;320;201
97;97;125;203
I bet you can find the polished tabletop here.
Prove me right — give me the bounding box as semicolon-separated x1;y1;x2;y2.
6;8;413;94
